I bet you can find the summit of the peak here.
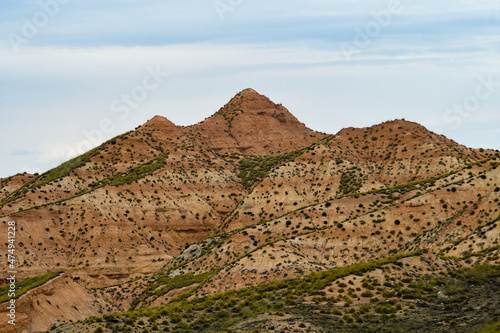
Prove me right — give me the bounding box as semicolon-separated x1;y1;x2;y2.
239;88;258;95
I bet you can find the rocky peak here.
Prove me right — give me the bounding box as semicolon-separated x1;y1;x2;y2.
194;88;324;155
216;88;280;114
140;115;177;131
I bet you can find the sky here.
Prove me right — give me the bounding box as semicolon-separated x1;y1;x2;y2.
0;0;499;178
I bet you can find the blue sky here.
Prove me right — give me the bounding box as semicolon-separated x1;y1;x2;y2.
0;0;499;178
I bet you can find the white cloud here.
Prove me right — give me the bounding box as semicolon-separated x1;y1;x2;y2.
39;140;93;165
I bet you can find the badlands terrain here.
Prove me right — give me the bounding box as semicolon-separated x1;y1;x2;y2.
1;89;499;332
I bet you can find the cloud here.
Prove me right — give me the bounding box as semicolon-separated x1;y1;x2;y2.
0;0;498;178
9;149;35;156
1;0;499;49
39;140;93;165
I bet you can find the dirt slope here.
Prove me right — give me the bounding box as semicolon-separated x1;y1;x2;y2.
0;89;498;332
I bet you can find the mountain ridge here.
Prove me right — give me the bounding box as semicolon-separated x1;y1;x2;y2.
0;89;498;333
137;88;325;156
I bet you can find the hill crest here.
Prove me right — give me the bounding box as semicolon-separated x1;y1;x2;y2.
138;88;325;155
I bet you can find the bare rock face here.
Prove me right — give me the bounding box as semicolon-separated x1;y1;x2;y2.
0;274;114;333
0;88;498;333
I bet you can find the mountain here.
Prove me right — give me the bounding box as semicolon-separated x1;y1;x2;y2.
140;88;324;156
0;89;499;333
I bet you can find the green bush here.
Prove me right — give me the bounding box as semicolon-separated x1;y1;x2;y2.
237;148;307;188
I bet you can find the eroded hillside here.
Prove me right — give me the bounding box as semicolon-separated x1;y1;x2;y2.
0;89;498;333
